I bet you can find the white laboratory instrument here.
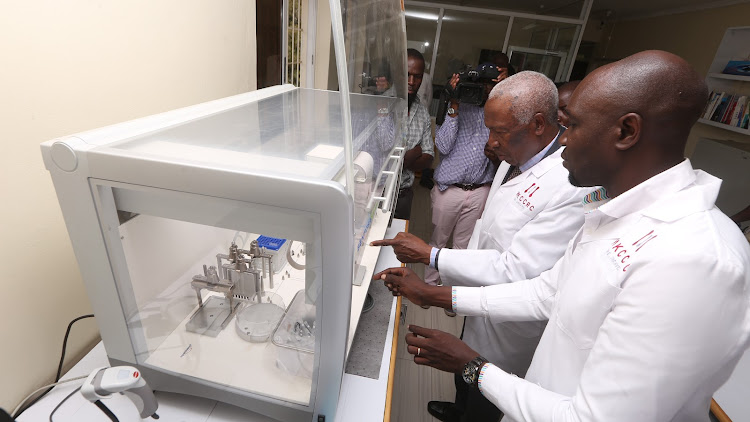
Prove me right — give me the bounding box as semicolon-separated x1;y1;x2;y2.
41;1;408;421
81;366;159;420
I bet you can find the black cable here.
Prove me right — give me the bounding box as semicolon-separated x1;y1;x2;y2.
14;314;95;418
48;386;80;422
55;314;95;382
93;400;120;422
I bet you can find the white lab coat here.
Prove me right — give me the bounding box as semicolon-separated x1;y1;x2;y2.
455;159;750;422
439;146;590;375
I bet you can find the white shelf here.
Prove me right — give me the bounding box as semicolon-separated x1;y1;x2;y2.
697;118;750;136
708;72;750;82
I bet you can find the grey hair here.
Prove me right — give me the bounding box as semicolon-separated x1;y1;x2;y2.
488;71;558;125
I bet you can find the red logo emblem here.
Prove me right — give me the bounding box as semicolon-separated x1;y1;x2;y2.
524;183;540;197
133;371;139;378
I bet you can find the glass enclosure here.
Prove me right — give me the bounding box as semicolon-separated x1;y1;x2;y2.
339;0;408;101
115;212;318;406
44;0;408;419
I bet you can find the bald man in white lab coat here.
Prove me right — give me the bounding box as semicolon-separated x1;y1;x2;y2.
378;50;750;422
373;71;590;422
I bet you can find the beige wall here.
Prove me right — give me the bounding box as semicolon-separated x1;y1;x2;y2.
602;3;750;154
0;0;256;411
605;3;750;76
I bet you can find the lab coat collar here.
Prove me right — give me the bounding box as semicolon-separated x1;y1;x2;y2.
501;143;564;188
598;159;707;221
577;159;719;244
529;145;563;179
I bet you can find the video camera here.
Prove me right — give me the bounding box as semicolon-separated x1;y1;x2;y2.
436;64;501;125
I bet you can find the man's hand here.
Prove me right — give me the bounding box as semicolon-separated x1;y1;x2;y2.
374;267;432;305
492;67;509;84
405;325;480;373
447;73;461;109
483;141;500;166
402;145;423;171
370;232;432;265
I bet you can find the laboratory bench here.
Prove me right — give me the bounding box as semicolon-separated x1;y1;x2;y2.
18;221;407;422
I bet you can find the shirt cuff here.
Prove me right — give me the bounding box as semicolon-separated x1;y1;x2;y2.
477;363;519;406
429;247;439;268
452;285;484;317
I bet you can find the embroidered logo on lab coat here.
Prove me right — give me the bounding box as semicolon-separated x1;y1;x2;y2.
605;230;658;272
514;183;541;212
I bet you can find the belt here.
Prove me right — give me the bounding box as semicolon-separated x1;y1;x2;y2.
452;182;487;191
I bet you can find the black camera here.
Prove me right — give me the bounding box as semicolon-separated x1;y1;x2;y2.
436;64;501;124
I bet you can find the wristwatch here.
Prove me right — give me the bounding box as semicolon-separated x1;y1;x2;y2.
447;106;456;116
462;356;489;389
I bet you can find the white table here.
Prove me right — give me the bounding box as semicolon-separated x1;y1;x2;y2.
19;220;406;422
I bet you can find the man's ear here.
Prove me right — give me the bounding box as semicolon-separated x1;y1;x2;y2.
615;113;641;151
532;112;545;136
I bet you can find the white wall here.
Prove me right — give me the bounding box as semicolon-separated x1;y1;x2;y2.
0;0;257;411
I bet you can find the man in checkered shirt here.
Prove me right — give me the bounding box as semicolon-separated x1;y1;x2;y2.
394;49;435;220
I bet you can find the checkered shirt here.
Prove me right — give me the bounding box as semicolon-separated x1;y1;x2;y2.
400;98;434;189
433;103;495;191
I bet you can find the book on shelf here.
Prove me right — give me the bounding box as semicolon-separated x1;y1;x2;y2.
702;90;750;129
703;91;722;119
710;94;730;121
730;96;746;127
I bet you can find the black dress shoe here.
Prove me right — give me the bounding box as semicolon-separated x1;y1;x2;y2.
427;400;461;422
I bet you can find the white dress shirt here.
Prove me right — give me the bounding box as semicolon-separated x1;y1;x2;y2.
454;159;750;421
437;140;591;376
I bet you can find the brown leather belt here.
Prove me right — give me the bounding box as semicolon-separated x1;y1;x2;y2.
453;182;487;191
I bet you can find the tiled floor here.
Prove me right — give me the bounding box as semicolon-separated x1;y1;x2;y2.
388;180;465;422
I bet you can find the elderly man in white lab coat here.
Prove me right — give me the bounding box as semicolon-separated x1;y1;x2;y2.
376;50;750;422
373;71;590;422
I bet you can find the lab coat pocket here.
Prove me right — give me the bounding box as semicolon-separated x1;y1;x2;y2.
555;268;622;349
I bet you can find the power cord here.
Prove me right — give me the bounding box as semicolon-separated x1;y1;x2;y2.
92;400;120;422
46;386;121;422
48;386;80;422
12;314;95;418
10;376;88;418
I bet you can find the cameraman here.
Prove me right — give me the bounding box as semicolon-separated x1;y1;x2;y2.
426;63;506;287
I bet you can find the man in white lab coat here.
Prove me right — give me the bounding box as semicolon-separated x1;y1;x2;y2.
375;50;750;421
373;71;591;422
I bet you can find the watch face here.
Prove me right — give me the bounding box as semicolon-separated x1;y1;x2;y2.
462;360;476;385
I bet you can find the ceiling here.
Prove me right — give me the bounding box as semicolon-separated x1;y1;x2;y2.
420;0;750;20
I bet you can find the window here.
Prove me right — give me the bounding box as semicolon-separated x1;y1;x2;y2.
287;0;303;86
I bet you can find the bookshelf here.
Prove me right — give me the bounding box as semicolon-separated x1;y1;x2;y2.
697;118;750;135
698;26;750;136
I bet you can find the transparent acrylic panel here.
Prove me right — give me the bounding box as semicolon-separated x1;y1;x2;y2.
405;5;440;73
115;211;319;406
107;88;402;184
432;10;510;84
339;0;408;101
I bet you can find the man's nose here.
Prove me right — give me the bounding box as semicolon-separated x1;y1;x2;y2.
559;131;569;146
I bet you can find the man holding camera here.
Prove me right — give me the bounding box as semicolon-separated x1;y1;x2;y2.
426;63;507;286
